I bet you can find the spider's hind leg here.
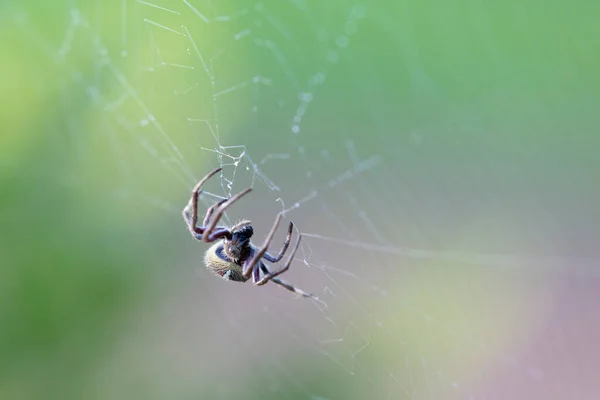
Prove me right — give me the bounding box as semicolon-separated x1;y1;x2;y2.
252;260;262;283
256;234;302;285
259;264;317;299
240;212;283;280
262;222;294;263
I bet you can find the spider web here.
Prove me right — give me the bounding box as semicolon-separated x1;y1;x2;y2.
6;1;600;399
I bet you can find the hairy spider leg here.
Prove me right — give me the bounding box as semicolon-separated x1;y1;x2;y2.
261;221;294;263
183;167;222;236
202;200;236;241
252;260;262;283
182;168;235;243
202;187;253;242
259;264;317;299
183;197;228;237
203;198;228;226
256;234;302;285
242;212;283;279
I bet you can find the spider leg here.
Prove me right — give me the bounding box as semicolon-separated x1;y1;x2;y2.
241;212;283;279
203;198;228;226
182;198;228;235
261;222;294;263
182;167;222;236
203;227;233;242
256;234;302;285
252;260;262;283
186;228;231;243
182;203;198;233
259;264;317;299
242;252;258;281
202;187;252;242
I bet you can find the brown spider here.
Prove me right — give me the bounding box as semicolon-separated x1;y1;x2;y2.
182;167;317;299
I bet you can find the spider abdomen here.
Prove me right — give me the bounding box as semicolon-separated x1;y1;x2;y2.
204;241;248;282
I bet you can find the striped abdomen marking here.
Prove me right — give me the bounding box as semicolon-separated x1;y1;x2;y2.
204;241;247;282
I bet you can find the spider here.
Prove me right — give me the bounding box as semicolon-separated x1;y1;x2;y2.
182;167;317;300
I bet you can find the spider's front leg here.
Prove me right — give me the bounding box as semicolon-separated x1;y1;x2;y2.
183;199;221;240
202;187;252;242
183;167;223;237
182;203;205;239
203;198;228;226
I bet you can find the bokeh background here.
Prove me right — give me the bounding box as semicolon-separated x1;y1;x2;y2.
2;1;599;399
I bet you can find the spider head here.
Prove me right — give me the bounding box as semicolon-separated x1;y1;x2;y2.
231;224;253;244
224;222;253;262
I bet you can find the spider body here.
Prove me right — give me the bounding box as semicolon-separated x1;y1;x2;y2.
204;241;248;282
204;221;253;282
222;222;253;263
182;167;317;299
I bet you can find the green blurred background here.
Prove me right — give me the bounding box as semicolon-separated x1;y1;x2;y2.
2;1;599;399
